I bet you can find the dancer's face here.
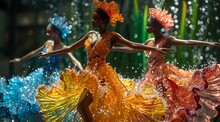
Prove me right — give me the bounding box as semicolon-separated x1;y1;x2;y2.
147;20;154;33
46;24;53;37
46;24;59;40
147;19;161;33
92;12;102;28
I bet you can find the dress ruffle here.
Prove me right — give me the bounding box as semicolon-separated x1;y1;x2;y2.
189;64;220;121
142;63;220;121
37;68;83;121
37;65;166;122
0;54;62;121
0;68;60;121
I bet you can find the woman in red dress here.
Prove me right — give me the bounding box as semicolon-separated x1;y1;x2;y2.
113;8;220;121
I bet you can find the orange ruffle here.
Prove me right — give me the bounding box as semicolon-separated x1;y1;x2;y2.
94;0;124;26
149;8;174;30
37;64;167;121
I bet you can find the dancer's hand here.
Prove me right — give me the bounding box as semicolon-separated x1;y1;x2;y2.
10;58;21;63
211;42;220;47
37;52;45;58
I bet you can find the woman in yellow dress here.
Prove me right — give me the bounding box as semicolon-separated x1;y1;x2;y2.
37;1;170;121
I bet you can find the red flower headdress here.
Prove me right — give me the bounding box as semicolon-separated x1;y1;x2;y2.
93;0;124;26
149;8;174;30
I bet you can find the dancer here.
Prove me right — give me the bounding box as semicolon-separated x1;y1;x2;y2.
36;1;171;122
0;14;83;121
112;8;220;121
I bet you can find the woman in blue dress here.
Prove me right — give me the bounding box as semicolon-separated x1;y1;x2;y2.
0;14;83;121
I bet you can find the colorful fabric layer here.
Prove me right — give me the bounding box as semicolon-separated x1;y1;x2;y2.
149;8;174;30
37;32;166;122
0;49;62;121
141;39;220;121
93;0;124;26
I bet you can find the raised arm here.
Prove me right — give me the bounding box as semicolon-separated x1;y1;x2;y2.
169;36;220;47
67;52;83;70
10;41;51;63
112;32;169;53
40;31;94;57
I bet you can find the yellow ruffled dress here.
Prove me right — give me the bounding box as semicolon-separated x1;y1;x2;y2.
37;33;166;122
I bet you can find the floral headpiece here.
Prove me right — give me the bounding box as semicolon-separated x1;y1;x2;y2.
93;0;124;26
49;14;72;39
149;8;174;30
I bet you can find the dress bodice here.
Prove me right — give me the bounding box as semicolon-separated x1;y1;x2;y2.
146;38;167;68
85;32;111;69
41;47;62;73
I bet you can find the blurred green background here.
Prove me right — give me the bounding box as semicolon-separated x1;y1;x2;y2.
0;0;219;121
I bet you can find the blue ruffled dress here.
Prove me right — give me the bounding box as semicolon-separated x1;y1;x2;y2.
0;48;62;121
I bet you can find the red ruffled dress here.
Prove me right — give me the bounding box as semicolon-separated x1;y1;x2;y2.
141;38;220;121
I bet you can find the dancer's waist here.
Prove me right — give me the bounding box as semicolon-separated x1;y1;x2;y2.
87;56;106;68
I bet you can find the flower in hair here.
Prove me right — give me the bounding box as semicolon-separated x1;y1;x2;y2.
49;14;72;39
149;8;174;30
93;0;124;26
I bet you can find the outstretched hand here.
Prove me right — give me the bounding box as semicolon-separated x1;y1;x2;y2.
212;42;220;47
10;58;21;63
37;52;46;58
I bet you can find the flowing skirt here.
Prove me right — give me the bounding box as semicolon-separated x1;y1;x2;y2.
142;63;220;121
37;63;166;122
0;67;60;121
